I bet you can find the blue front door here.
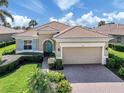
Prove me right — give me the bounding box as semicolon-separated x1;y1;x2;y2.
44;41;52;53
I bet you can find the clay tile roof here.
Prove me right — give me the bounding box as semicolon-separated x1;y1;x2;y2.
54;26;108;38
36;26;59;31
93;24;124;35
14;30;38;37
35;21;70;31
0;26;25;34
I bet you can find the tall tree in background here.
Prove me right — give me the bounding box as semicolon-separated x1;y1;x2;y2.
29;20;38;28
0;0;13;25
98;21;106;27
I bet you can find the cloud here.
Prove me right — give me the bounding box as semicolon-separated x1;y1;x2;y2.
103;12;124;20
54;0;80;10
49;11;124;27
14;0;45;15
6;15;31;27
113;0;124;9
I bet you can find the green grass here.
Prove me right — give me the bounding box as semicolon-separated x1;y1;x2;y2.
109;48;124;58
0;64;38;93
0;44;16;55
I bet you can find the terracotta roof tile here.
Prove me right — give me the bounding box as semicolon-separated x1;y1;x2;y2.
93;24;124;35
35;21;70;31
54;26;108;38
15;30;38;37
0;26;25;34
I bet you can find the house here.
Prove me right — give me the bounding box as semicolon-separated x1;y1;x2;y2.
0;26;25;42
93;24;124;44
13;21;112;65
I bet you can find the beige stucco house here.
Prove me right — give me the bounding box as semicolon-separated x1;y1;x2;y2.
93;24;124;44
0;26;25;42
13;21;112;65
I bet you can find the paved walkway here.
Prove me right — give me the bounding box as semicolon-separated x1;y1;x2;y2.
62;65;124;93
42;57;49;71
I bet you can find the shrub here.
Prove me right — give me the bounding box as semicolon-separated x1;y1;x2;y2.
2;49;15;55
57;80;72;93
0;54;2;62
54;59;63;70
48;71;65;83
109;53;115;58
109;44;124;52
0;41;15;48
19;53;43;63
118;67;124;76
0;54;43;74
0;55;21;74
28;69;56;93
107;58;116;68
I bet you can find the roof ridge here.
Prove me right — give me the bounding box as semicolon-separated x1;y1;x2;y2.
87;28;108;36
35;21;70;29
54;26;75;38
36;25;59;31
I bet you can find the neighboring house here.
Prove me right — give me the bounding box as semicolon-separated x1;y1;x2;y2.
93;24;124;44
0;26;25;42
13;21;112;65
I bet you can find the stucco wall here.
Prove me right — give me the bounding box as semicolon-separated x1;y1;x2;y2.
0;34;14;42
38;34;53;52
55;41;108;59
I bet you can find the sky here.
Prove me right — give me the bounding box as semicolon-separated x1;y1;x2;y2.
5;0;124;27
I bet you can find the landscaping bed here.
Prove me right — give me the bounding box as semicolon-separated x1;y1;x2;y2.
0;53;43;75
107;47;124;80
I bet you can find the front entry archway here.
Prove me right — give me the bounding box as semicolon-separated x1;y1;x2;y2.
43;40;53;55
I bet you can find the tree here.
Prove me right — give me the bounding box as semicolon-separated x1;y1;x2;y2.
29;20;38;28
28;69;56;93
98;21;106;27
0;0;14;24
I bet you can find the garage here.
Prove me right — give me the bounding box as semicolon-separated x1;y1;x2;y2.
63;47;102;64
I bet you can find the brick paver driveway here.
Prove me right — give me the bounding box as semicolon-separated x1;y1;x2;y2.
62;65;124;93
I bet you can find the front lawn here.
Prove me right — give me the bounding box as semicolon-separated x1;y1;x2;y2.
109;48;124;58
0;44;16;55
0;64;38;93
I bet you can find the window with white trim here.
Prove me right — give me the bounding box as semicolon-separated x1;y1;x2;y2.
24;40;32;50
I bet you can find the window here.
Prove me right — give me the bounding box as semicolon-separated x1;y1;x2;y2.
24;40;32;50
117;36;121;43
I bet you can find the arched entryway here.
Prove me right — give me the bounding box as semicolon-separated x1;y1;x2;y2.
43;40;53;56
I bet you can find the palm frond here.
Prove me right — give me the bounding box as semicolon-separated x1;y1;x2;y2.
0;10;14;21
0;0;8;7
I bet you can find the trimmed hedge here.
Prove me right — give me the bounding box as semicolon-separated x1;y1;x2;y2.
107;53;124;69
0;55;21;74
0;53;43;74
109;44;124;52
0;41;15;48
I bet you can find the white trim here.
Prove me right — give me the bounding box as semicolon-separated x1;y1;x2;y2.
42;39;54;45
59;43;106;65
14;36;38;40
16;50;43;53
60;43;105;47
56;57;62;59
54;37;113;42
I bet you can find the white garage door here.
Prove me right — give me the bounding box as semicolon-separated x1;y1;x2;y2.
63;47;102;64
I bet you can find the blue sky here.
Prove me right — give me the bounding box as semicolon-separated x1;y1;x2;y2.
5;0;124;27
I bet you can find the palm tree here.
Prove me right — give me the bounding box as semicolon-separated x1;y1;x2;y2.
29;20;38;28
0;0;14;24
98;21;106;27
